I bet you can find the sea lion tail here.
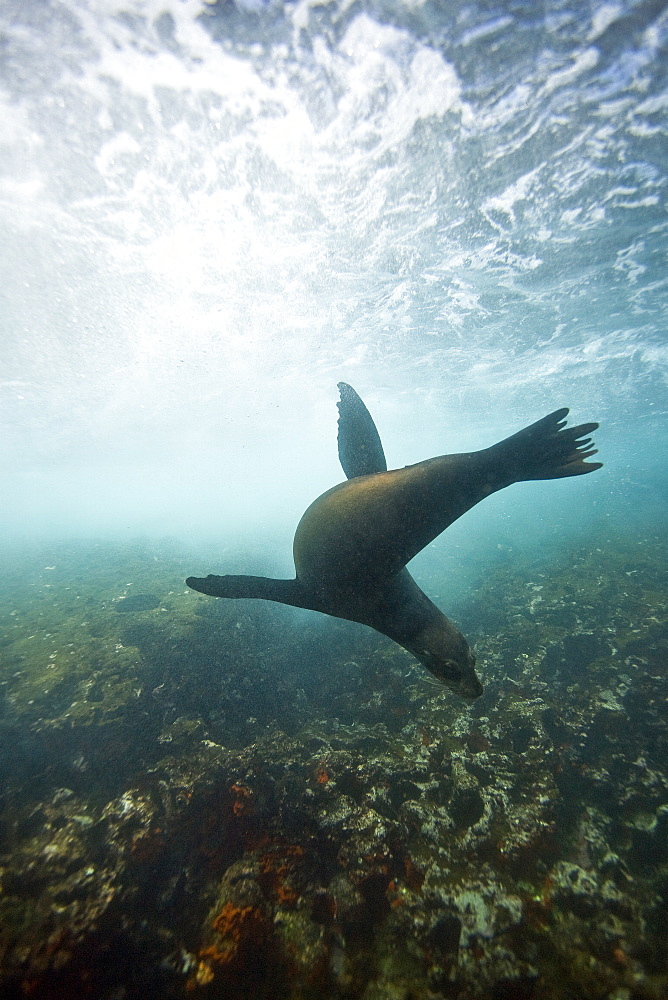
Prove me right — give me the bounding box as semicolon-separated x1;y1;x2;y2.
487;408;602;482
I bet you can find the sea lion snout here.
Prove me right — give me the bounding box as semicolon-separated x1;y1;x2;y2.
398;608;482;699
418;647;483;700
459;667;484;700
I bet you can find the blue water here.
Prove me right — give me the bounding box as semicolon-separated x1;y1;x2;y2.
1;0;666;561
0;2;667;995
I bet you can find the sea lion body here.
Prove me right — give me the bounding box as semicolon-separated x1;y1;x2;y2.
187;384;601;700
294;454;489;590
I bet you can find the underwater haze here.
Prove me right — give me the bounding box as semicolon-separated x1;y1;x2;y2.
1;0;666;554
1;1;668;998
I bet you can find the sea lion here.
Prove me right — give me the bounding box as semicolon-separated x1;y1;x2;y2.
187;383;601;699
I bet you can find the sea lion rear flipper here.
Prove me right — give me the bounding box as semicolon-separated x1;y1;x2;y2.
487;408;603;482
336;382;387;479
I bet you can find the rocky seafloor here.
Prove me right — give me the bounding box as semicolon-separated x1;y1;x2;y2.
0;531;667;1000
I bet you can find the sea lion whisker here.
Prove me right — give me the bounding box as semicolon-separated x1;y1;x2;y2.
421;675;445;689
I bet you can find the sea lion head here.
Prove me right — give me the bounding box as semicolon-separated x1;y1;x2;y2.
413;621;483;700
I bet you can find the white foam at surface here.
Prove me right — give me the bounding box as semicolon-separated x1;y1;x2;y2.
0;0;666;542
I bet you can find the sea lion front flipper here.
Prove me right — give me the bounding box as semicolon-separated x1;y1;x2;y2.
186;574;319;612
336;382;387;479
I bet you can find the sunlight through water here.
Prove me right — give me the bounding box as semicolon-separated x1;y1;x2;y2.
1;0;666;543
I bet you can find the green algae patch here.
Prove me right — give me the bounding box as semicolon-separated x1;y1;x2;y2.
4;618;143;726
0;543;204;734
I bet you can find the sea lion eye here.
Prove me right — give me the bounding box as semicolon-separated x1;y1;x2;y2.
443;659;463;680
421;651;460;681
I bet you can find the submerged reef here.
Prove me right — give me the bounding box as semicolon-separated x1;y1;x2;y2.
0;532;667;999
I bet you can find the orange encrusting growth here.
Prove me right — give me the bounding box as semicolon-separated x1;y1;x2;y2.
195;900;268;984
259;845;304;908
